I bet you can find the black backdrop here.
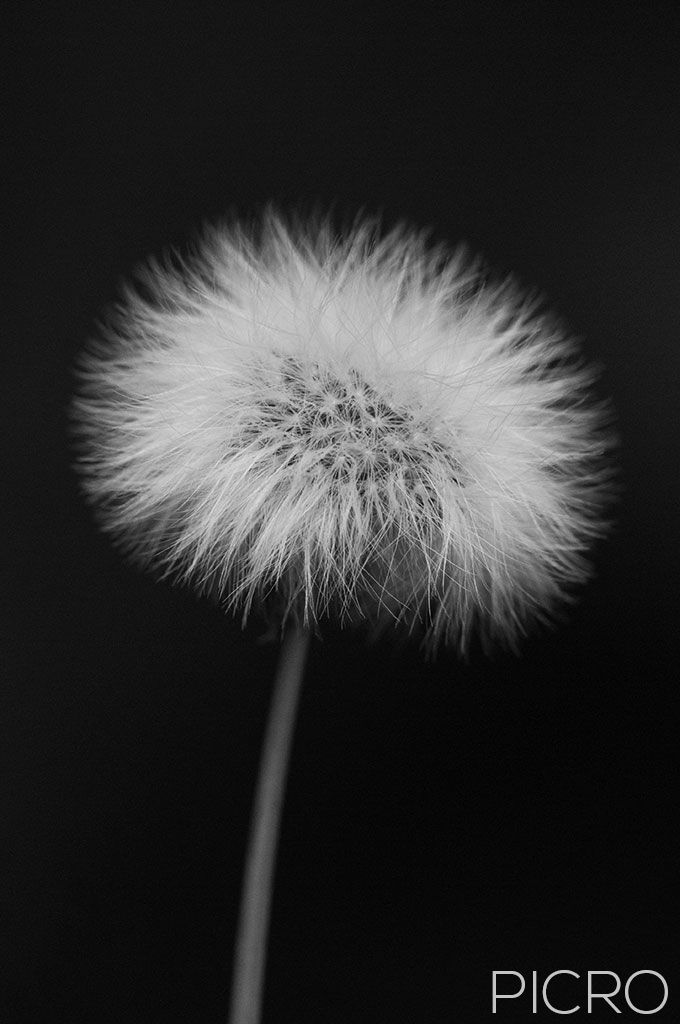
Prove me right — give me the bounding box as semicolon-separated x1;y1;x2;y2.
5;3;679;1022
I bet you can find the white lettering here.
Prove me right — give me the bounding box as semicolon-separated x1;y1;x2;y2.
624;971;669;1014
543;970;580;1014
492;972;525;1012
492;970;669;1014
588;971;622;1013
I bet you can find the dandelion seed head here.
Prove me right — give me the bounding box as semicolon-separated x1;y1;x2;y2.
72;208;615;655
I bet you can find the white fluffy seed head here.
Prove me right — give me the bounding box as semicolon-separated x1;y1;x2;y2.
71;208;615;656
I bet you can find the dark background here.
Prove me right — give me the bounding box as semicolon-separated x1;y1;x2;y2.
5;3;679;1021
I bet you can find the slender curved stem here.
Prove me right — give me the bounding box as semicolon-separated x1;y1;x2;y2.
228;623;311;1024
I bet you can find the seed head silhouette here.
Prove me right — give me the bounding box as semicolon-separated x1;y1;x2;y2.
72;209;612;655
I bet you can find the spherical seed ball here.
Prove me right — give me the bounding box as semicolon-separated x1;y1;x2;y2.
71;209;614;655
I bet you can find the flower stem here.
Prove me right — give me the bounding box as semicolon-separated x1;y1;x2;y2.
228;623;311;1024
